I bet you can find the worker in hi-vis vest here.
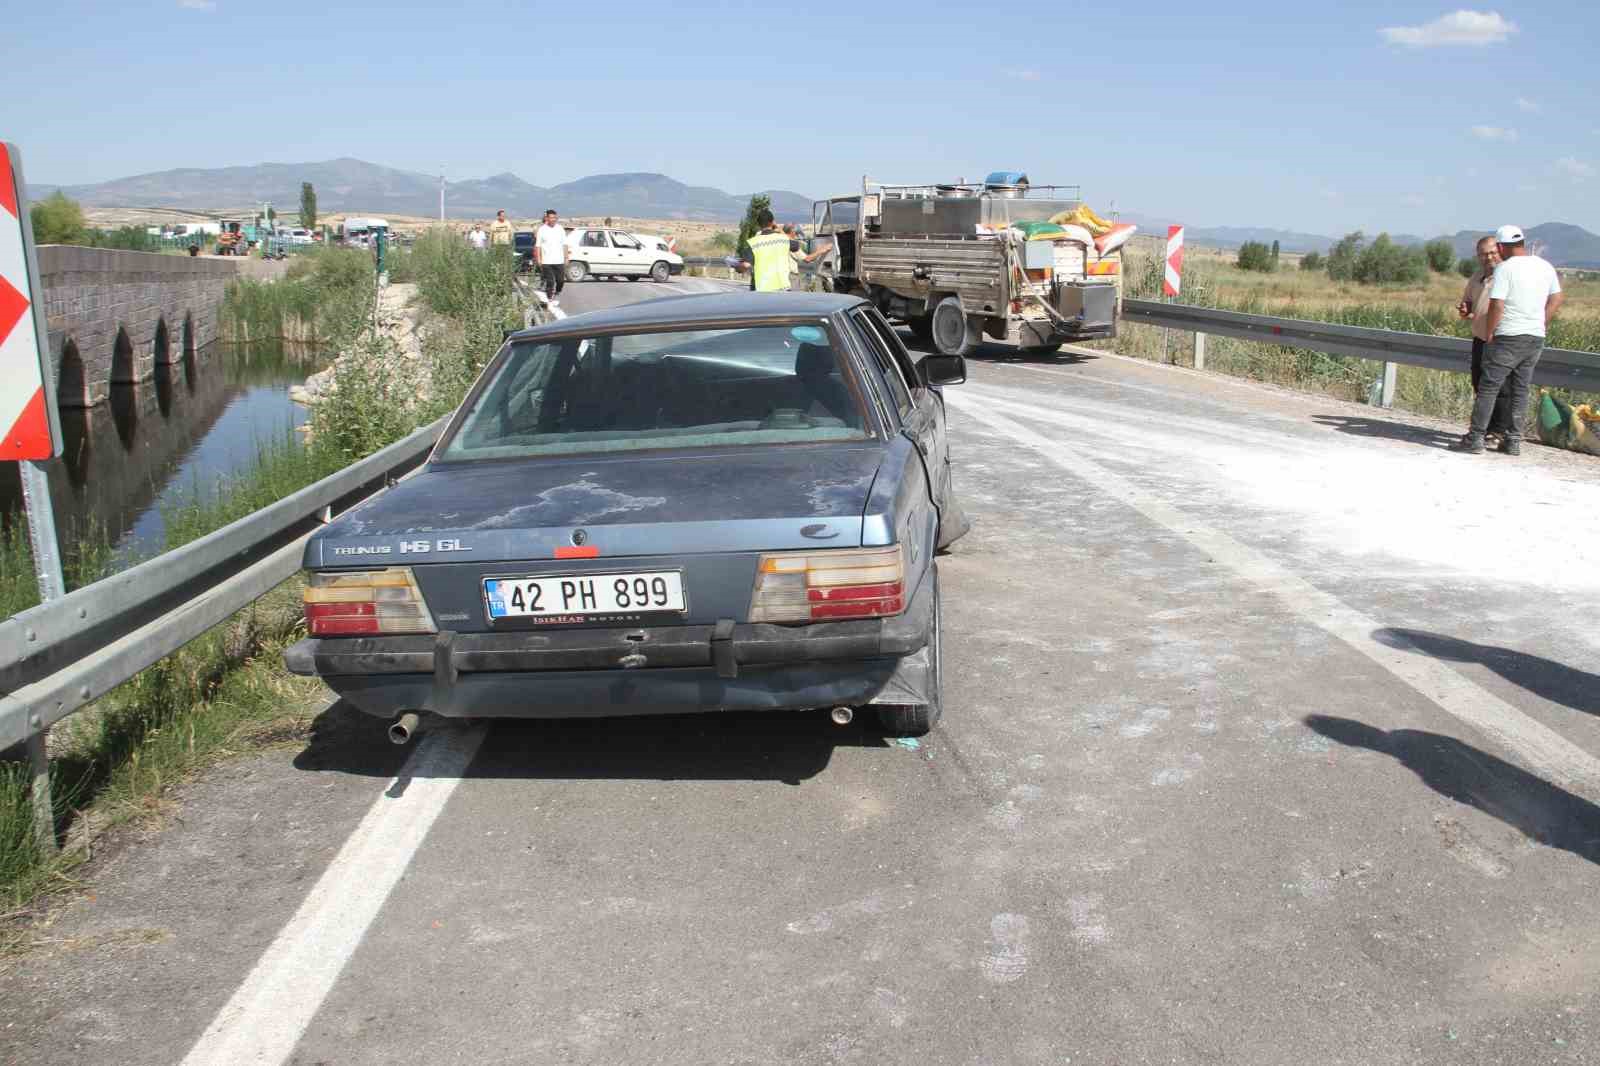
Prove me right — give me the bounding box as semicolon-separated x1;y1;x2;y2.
740;209;799;292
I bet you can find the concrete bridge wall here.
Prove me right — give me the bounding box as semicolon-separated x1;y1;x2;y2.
34;246;281;409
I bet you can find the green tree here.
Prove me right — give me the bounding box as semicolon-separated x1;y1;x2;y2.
1270;239;1280;267
1325;231;1365;281
736;194;772;261
29;191;85;244
1424;238;1455;273
709;231;737;252
1353;233;1428;285
1457;256;1478;278
1299;251;1324;272
299;182;317;230
1236;240;1275;272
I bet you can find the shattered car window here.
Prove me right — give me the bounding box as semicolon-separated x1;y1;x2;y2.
439;325;870;460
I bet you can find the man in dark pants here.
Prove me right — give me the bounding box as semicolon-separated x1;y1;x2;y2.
534;208;568;306
1455;225;1565;455
1457;236;1513;440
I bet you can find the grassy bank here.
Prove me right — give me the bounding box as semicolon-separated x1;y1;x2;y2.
220;246;375;351
1107;241;1600;421
2;239;522;919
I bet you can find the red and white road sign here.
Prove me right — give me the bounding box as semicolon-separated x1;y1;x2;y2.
0;143;57;460
1163;225;1184;298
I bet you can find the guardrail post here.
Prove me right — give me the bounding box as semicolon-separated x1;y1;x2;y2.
1193;331;1207;371
27;729;55;854
1380;361;1398;407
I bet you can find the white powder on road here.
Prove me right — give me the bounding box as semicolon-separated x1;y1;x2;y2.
965;381;1600;591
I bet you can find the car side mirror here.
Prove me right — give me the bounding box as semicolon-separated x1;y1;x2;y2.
920;354;966;386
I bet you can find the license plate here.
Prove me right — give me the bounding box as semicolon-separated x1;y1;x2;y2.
484;571;685;619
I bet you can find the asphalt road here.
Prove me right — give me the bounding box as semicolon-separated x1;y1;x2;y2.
7;282;1600;1066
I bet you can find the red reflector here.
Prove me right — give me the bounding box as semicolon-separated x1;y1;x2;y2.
810;597;903;619
555;545;600;558
306;601;378;635
807;582;902;602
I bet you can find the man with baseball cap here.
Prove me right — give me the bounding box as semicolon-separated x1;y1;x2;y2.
1454;224;1564;455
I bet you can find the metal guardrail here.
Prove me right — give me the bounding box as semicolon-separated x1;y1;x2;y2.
0;416;448;753
1121;299;1600;394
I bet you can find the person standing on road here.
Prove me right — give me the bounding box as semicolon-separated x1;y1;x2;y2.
534;209;568;305
489;209;514;247
1456;225;1565;455
1457;236;1514;441
741;210;795;292
782;223;826;290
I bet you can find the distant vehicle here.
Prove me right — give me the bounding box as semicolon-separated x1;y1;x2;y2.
286;228;313;246
340;217;389;246
563;227;684;282
512;230;536;273
814;172;1123;356
285;292;969;739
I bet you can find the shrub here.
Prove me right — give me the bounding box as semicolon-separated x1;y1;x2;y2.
1326;231;1364;281
1236;241;1275;273
1424;238;1455;273
1457;257;1478;278
29;191;85;244
1353;233;1428;285
1299;251;1325;272
710;231;737;252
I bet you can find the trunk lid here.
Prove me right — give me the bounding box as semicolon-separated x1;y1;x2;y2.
307;444;885;630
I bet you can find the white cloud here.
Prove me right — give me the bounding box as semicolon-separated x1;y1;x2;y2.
1470;125;1518;141
178;0;216;9
1004;69;1041;82
1516;96;1540;113
1380;10;1517;47
1556;157;1597;180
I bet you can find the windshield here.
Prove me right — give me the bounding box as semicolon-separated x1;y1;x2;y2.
439;324;870;460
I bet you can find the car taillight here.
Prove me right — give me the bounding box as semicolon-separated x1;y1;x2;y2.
303;568;436;636
749;546;905;623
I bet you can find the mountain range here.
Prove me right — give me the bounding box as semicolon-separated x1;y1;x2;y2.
32;158;1600;266
32;158;815;223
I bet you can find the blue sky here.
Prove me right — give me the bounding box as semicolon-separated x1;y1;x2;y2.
2;1;1595;236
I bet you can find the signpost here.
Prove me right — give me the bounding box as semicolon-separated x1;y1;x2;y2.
2;141;67;851
1161;225;1184;363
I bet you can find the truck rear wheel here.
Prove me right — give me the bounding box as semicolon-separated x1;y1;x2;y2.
930;296;977;358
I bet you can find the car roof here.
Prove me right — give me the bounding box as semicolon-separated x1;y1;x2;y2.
507;292;869;338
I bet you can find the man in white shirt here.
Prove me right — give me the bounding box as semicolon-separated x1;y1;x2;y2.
533;209;569;304
467;224;488;251
1456;224;1564;455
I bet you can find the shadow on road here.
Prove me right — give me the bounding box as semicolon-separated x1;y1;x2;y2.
1305;714;1600;867
292;701;887;786
898;330;1099;368
1373;628;1600;718
1310;414;1460;448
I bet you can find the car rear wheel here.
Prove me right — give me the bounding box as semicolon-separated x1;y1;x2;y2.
650;260;671;282
930;296;977;358
872;569;943;737
565;261;588;282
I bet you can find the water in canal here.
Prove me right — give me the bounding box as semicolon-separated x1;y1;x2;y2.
0;341;320;563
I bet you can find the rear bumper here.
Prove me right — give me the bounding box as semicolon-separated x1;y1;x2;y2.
284;578;934;719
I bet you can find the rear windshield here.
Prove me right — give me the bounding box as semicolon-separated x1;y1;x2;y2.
438;324;870;460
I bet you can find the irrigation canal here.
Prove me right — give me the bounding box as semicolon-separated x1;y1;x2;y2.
0;341;317;561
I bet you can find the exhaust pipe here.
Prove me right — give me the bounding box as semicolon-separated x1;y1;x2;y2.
830;706;854;726
389;711;422;746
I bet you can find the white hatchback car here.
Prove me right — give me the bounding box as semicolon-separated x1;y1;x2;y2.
564;228;684;283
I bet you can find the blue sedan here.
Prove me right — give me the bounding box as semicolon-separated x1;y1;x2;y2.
284;292;969;738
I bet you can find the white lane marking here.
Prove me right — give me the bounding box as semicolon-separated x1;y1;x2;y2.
948;393;1600;796
180;725;487;1066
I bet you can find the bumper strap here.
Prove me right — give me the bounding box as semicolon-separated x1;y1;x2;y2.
432;631;458;708
711;618;737;679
